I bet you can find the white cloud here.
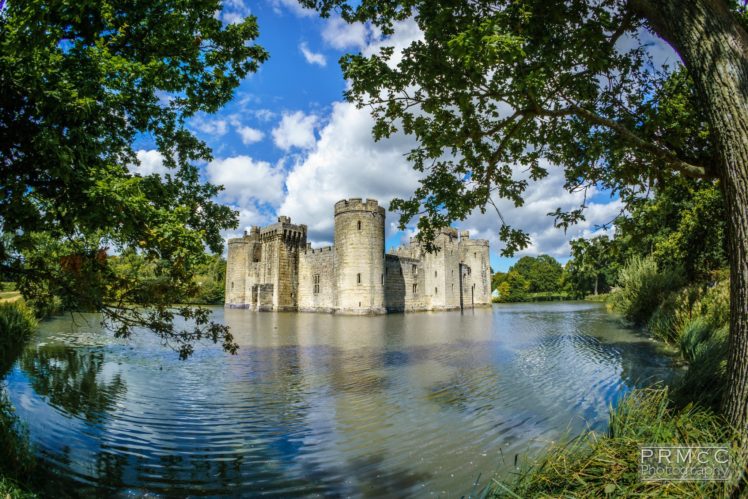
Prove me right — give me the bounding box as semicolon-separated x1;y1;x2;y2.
236;126;264;145
271;0;315;17
279;101;422;243
130;149;169;176
254;109;276;122
220;0;250;24
458;162;623;258
299;42;327;66
190;115;228;137
268;16;623;260
322;16;369;50
206;155;285;206
272;111;319;150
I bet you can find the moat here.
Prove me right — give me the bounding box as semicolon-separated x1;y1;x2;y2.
2;303;679;496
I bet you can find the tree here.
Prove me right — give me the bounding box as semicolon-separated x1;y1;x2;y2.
614;177;727;280
0;1;268;358
511;255;564;293
306;0;748;430
565;236;619;297
497;270;529;302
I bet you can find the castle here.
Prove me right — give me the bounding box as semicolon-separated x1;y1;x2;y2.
224;198;491;314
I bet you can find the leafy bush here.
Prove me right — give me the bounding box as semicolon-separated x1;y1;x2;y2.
697;275;730;328
610;256;685;325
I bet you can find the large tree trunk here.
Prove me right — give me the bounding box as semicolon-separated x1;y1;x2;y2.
630;0;748;430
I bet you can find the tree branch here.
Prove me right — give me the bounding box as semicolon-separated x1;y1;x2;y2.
538;103;711;179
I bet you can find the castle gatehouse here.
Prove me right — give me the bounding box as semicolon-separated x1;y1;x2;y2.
225;198;491;314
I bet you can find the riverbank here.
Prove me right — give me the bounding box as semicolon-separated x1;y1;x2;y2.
489;259;735;496
488;387;736;497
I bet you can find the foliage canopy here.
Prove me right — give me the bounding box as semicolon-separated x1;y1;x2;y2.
0;0;268;358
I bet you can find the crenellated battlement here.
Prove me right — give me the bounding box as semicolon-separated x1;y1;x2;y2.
304;245;334;254
460;238;489;247
334;198;385;216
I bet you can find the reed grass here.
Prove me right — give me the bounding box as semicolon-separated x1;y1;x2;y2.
486;388;739;498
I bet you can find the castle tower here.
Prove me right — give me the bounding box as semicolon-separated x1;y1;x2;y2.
459;231;492;307
225;236;250;307
333;198;386;314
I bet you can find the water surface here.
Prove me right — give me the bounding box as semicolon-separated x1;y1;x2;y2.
3;302;679;496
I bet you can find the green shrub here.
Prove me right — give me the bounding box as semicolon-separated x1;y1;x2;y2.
487;388;738;498
610;256;685;326
24;296;63;319
698;277;730;328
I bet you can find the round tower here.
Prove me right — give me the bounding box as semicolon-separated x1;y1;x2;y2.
334;198;386;314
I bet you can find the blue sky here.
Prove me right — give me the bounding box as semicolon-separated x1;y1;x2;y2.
129;1;666;272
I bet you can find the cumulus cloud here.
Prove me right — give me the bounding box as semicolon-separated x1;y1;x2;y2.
206;155;285;206
254;109;276;122
190;115;228;137
236;126;264;145
458;162;623;258
271;0;315;17
272;111;319;150
322;16;369;50
130;149;169;176
214;0;251;24
299;42;327;66
278;101;422;244
277;17;624;257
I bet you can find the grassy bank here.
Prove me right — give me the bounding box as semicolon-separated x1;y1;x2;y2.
488;388;738;497
489;257;736;497
0;301;39;498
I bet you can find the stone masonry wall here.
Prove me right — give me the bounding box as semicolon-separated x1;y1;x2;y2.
298;246;335;312
384;255;428;311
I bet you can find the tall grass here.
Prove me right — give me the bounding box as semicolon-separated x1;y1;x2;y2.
0;302;37;378
610;256;685;326
0;302;38;498
487;388;739;498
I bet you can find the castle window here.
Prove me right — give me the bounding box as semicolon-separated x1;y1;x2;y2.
412;264;417;275
434;270;437;278
381;274;384;285
412;283;418;295
231;282;234;290
435;287;438;295
313;274;320;294
399;267;403;276
357;220;362;230
357;273;361;285
474;252;477;258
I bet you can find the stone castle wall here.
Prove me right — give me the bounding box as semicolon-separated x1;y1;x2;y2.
225;198;492;313
298;246;335;312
